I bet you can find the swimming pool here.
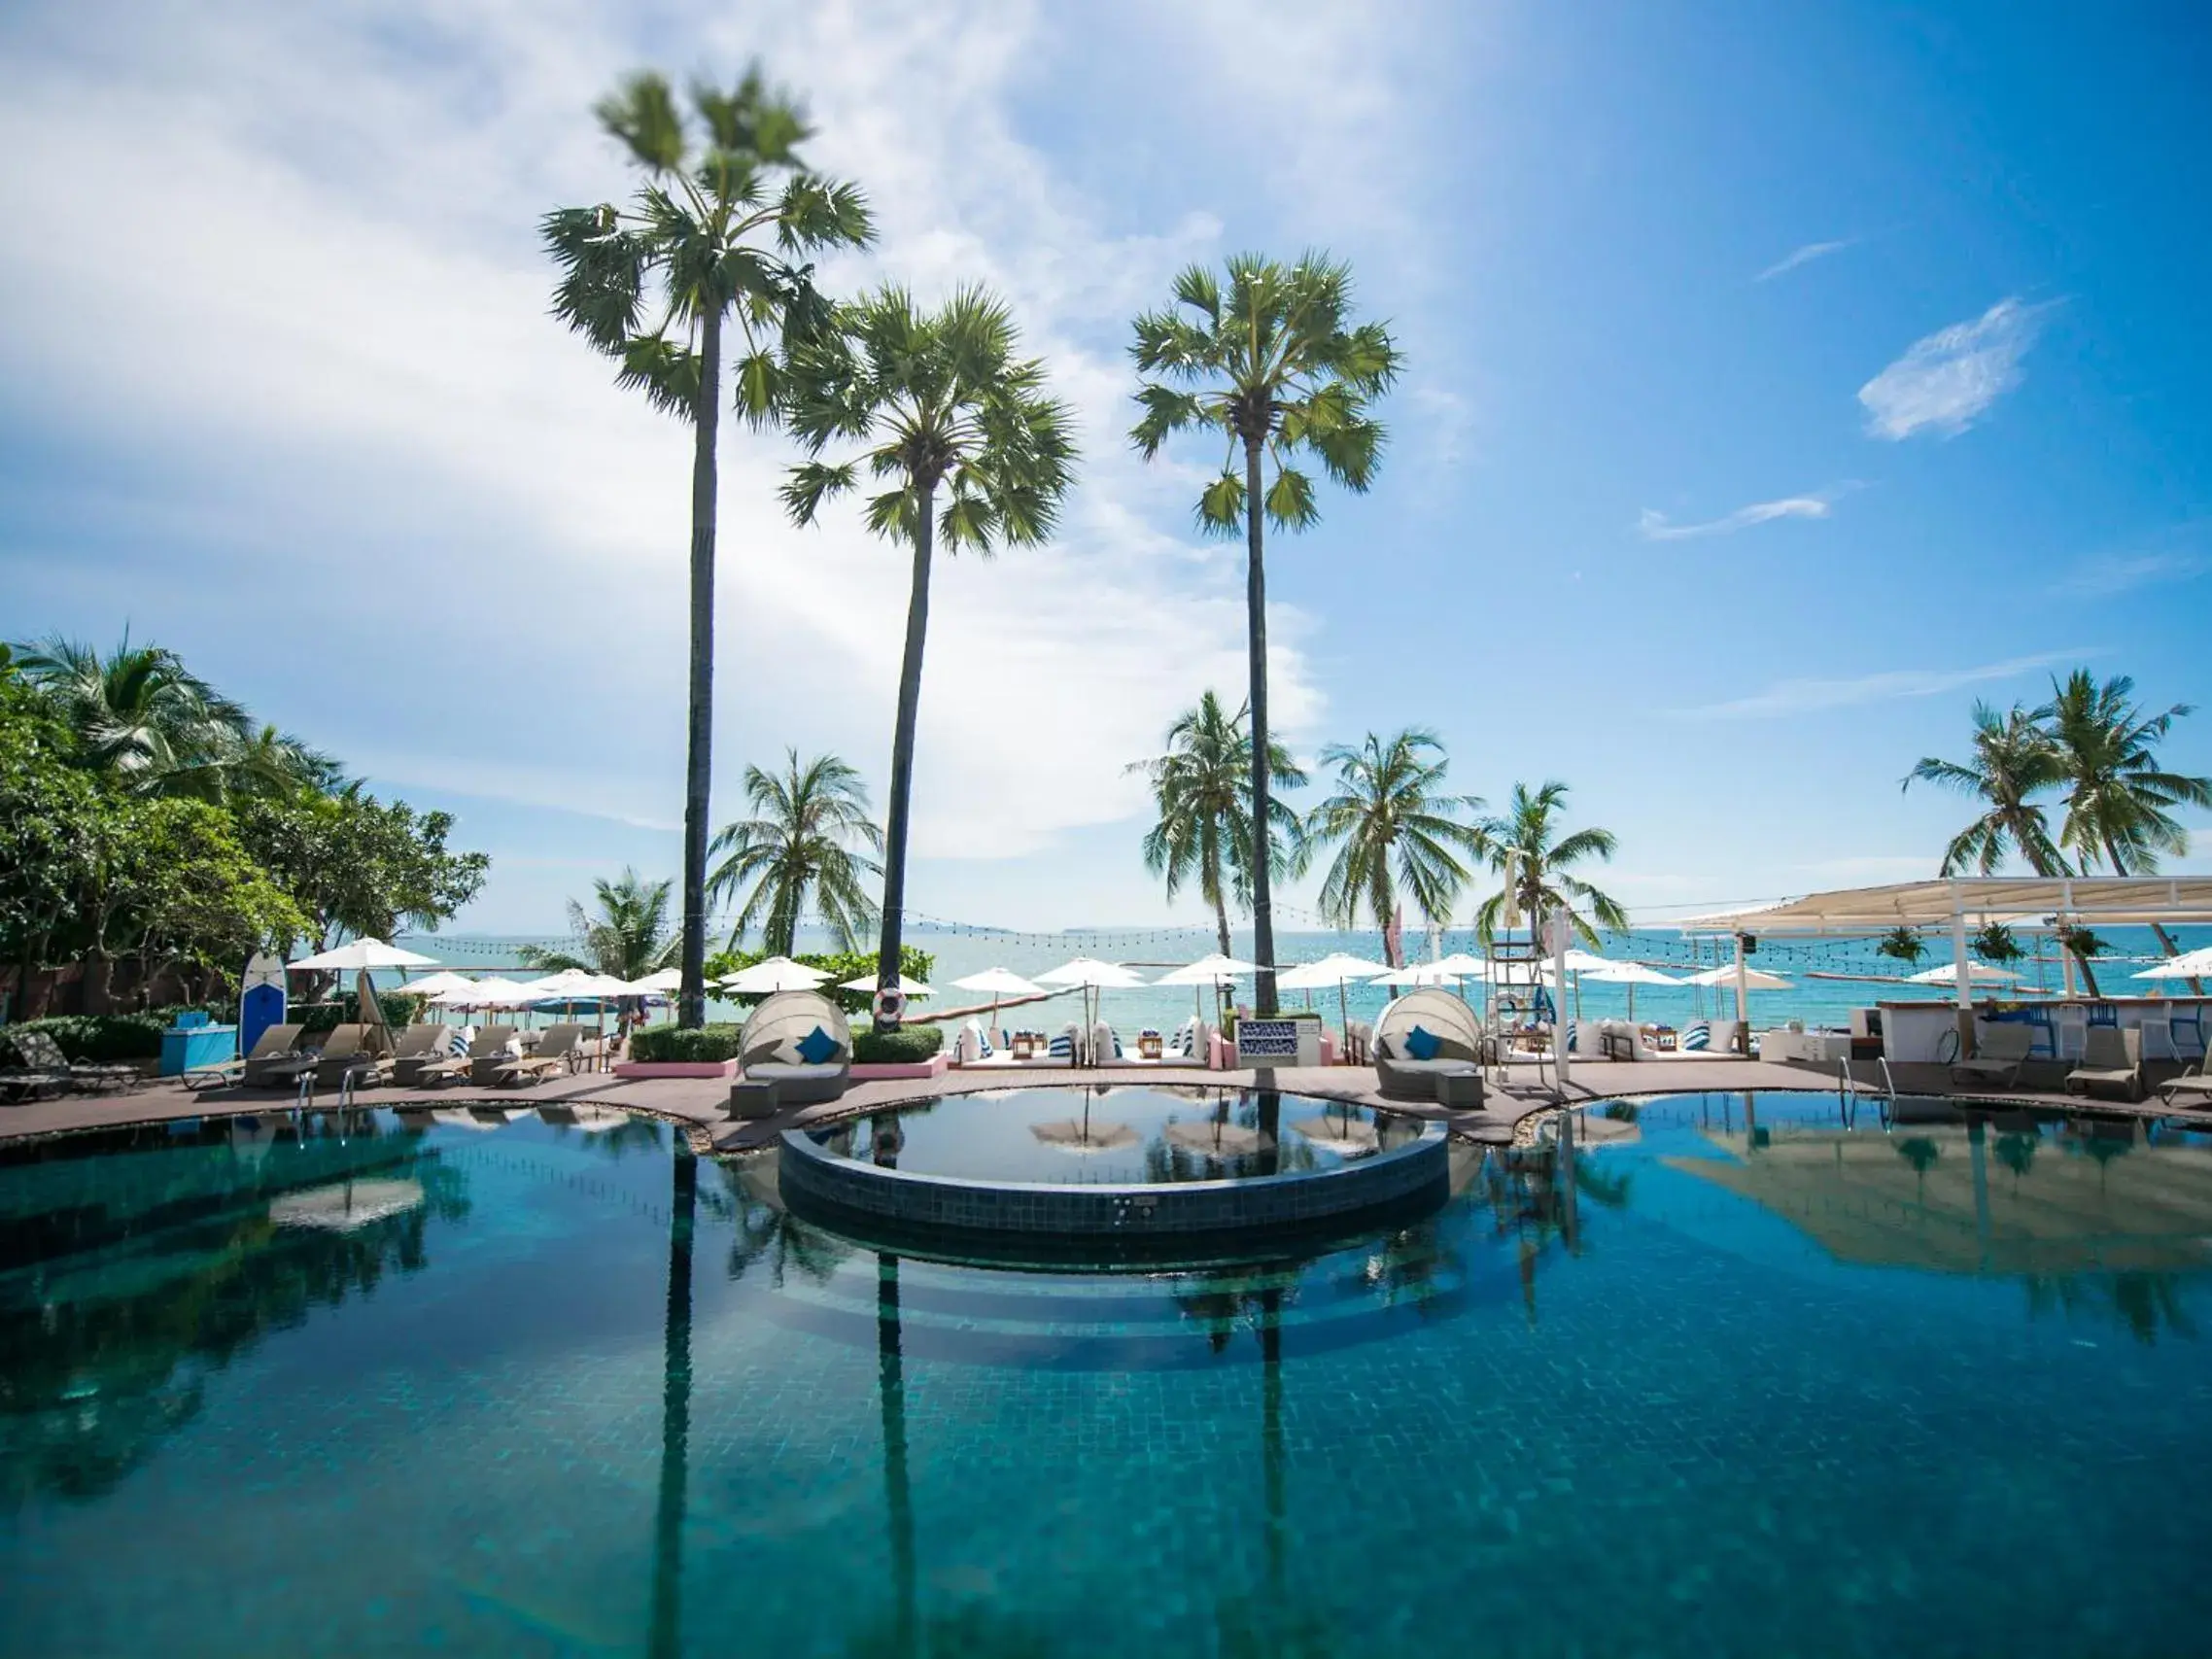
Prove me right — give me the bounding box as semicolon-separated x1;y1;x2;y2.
3;1092;2208;1655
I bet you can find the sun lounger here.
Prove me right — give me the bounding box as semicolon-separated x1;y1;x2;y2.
2159;1050;2212;1106
1953;1022;2035;1090
411;1025;517;1088
489;1023;585;1087
8;1029;141;1094
311;1024;389;1089
391;1023;458;1086
2065;1026;2144;1102
240;1023;319;1089
0;1049;72;1102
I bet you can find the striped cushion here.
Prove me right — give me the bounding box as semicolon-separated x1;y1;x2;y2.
1680;1022;1711;1052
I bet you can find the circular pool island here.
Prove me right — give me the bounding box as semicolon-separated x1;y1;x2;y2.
777;1084;1449;1260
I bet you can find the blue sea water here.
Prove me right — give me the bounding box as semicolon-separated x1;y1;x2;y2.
4;1091;2209;1656
392;922;2208;1040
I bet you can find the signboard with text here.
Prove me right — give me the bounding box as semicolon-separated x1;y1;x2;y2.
1235;1018;1316;1068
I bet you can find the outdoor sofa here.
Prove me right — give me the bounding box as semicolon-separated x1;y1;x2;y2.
1372;989;1486;1101
740;991;851;1105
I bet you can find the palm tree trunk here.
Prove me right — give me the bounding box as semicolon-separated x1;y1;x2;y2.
875;487;935;1034
1243;436;1277;1016
677;306;723;1031
1208;876;1232;959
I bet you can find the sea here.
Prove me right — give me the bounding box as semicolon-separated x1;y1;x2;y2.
385;920;2206;1036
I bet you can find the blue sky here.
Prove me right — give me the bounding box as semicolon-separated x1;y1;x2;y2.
2;0;2207;935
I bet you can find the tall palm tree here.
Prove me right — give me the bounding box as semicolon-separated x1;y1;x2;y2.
543;67;872;1029
1902;701;2071;877
1303;729;1484;964
1126;691;1306;955
781;287;1076;1031
1473;781;1629;949
1130;256;1400;1011
706;749;881;954
2040;670;2211;988
518;869;680;980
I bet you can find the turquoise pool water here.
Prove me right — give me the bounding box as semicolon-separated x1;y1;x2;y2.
4;1093;2209;1656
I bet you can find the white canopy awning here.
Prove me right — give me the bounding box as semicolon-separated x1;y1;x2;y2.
1676;877;2212;934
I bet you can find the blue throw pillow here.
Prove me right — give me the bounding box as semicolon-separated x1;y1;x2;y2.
1403;1024;1441;1061
794;1025;841;1066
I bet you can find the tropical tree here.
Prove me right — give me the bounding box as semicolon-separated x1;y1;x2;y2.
10;634;327;800
1902;701;2070;877
542;67;872;1028
1126;691;1306;955
518;869;680;981
1472;781;1628;949
1130;255;1401;1011
1304;729;1482;963
706;749;881;954
781;287;1076;1031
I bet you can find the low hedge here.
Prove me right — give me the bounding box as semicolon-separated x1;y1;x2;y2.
628;1021;944;1065
7;1014;170;1062
630;1024;743;1063
853;1024;942;1064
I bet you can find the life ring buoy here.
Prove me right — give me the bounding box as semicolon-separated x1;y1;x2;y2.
872;986;907;1023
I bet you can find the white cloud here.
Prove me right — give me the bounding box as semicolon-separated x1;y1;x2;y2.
1857;296;2053;440
0;0;1452;901
1637;495;1831;541
1755;238;1852;282
2047;546;2210;599
1673;647;2095;721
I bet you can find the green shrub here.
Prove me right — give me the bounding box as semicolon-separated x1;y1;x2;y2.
853;1024;942;1064
7;1014;171;1062
295;992;425;1035
630;1023;743;1063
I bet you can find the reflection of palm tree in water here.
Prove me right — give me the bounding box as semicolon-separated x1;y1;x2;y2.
2026;1270;2197;1345
1994;1131;2039;1192
648;1152;696;1659
879;1251;916;1654
1895;1137;1941;1206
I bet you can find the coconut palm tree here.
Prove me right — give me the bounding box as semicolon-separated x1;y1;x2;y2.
781;286;1076;1031
543;67;872;1029
706;749;881;954
1126;691;1306;955
1304;729;1484;964
518;869;680;980
1902;701;2071;877
1130;255;1400;1011
1472;781;1628;949
2040;670;2211;990
11;634;328;800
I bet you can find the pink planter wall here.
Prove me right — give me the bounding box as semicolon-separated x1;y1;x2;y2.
610;1059;739;1080
850;1054;950;1082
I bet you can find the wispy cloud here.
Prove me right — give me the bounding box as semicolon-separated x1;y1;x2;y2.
1755;237;1853;282
1674;647;2094;721
1858;297;2053;439
2047;546;2210;599
1638;494;1832;541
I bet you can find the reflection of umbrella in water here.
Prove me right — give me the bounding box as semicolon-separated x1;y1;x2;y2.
433;1108;509;1132
1029;1092;1137;1154
1292;1103;1379;1157
269;1179;424;1230
1163;1119;1268;1158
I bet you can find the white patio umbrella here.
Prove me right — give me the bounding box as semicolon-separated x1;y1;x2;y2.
1368;961;1461;988
837;973;935;997
2135;947;2212;982
1680;963;1796;990
1153;952;1257;1024
1037;958;1147;1056
394;971;477;1002
433;977;542;1026
1904;960;2023;986
522;969;636;1062
288;938;439;973
717;955;832;996
634;968;684;993
950;967;1049;1038
1578;959;1685;1024
1277;953;1392;1048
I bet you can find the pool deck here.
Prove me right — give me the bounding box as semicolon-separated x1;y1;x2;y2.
5;1051;2205;1152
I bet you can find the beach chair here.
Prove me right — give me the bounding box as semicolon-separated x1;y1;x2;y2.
391;1022;458;1086
1952;1023;2034;1090
1089;1021;1122;1064
1048;1025;1080;1063
311;1024;389;1089
490;1023;585;1087
739;992;850;1105
8;1029;141;1094
412;1026;516;1088
239;1023;318;1089
0;1036;73;1101
2158;1050;2212;1107
953;1020;996;1064
2065;1026;2144;1102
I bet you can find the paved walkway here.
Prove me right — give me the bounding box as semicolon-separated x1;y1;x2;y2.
5;1053;2202;1153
